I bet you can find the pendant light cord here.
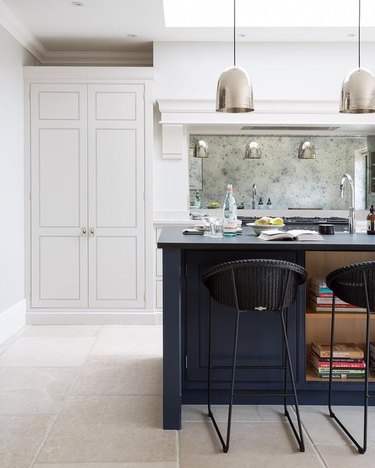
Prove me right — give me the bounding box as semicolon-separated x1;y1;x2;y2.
358;0;361;69
233;0;236;67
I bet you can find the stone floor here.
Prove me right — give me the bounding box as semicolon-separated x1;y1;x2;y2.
0;324;374;467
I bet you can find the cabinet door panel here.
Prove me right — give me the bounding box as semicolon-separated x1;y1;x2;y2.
95;236;137;301
185;250;301;389
39;236;81;300
39;91;80;120
95;91;136;120
96;129;136;227
39;129;80;227
31;84;88;308
88;84;145;308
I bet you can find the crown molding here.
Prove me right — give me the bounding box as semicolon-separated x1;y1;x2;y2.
0;0;46;61
41;50;153;66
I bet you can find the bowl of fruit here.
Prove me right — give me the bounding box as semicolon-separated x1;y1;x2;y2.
247;216;285;235
206;202;221;209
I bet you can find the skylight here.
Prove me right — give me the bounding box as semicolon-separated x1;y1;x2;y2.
163;0;375;28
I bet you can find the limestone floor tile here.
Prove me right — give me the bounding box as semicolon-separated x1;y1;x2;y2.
21;325;102;337
36;395;177;464
316;444;375;467
299;406;375;446
91;326;162;357
0;414;53;468
0;367;78;414
0;337;96;367
180;421;324;468
182;404;292;423
34;463;178;468
72;356;162;396
0;327;24;356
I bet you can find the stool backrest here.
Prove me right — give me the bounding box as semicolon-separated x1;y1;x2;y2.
326;261;375;310
202;259;307;312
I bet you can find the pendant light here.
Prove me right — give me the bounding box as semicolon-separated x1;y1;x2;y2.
216;0;253;113
340;0;375;113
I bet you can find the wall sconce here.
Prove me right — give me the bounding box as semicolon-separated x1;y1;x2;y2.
194;140;208;158
298;141;316;159
244;142;261;159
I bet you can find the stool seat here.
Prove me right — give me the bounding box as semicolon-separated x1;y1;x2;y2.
326;260;375;454
203;258;307;453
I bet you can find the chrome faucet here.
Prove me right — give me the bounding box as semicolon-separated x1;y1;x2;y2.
252;184;257;209
339;173;355;234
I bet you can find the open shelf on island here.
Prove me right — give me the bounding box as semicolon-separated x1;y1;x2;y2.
306;307;375;319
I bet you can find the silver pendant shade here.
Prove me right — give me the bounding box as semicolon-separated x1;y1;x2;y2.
194;139;209;158
216;66;253;113
216;0;253;113
340;0;375;113
340;68;375;113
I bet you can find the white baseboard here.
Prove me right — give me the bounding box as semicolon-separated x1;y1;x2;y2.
27;310;162;326
0;300;26;346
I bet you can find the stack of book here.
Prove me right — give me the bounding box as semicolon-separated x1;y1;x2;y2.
370;342;375;370
310;342;366;379
308;278;366;312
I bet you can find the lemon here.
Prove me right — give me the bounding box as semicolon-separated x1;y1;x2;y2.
272;217;284;225
255;216;272;225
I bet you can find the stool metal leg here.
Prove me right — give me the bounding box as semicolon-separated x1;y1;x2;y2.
280;309;305;452
328;273;371;454
207;277;241;453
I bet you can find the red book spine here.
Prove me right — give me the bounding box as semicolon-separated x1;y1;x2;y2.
313;360;366;369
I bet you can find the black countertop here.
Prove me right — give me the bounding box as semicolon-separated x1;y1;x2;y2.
157;226;375;251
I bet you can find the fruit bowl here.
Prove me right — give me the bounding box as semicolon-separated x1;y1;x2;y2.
247;223;285;236
206;202;220;209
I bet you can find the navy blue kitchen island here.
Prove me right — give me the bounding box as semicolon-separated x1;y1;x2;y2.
157;227;375;430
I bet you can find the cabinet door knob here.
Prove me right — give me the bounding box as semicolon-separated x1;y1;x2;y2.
81;227;87;236
89;228;95;236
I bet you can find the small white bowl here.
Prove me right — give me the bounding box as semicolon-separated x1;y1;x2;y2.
247;223;285;236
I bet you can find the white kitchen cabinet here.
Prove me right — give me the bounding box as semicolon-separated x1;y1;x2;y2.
26;68;154;320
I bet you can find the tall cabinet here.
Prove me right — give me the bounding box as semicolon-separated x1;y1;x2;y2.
25;67;155;323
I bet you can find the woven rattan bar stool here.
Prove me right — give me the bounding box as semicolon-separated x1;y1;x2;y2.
326;261;375;454
202;258;307;453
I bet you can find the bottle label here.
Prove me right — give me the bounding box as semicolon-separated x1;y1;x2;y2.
367;219;375;234
223;219;237;237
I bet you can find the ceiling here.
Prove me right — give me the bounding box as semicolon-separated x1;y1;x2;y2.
2;0;375;57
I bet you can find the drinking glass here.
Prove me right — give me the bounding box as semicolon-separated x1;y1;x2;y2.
203;216;223;237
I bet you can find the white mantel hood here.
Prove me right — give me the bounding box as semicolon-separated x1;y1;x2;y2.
158;98;375;133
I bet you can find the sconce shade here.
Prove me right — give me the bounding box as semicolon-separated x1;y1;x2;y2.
298;141;316;159
216;66;254;113
340;68;375;113
244;141;261;159
194;140;208;158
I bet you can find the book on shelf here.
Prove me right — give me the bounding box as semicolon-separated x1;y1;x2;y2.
309;294;347;305
310;353;366;369
313;371;365;379
258;229;324;241
308;301;366;312
312;367;365;375
309;290;333;298
311;342;364;359
310;349;365;363
309;278;332;294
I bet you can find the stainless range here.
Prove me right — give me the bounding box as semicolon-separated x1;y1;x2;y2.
238;216;350;232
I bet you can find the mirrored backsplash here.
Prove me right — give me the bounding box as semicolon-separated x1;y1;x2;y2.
189;135;371;210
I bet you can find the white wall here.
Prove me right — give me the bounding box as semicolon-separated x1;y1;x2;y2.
154;41;375;100
0;24;35;342
153;41;375;216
